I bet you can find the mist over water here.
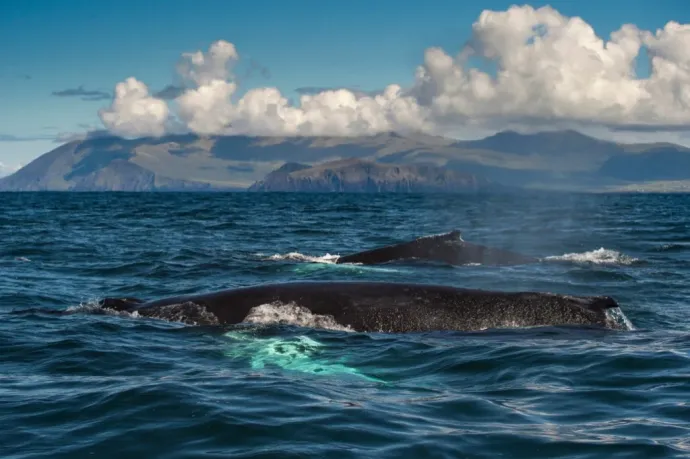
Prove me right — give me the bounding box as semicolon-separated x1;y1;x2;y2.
1;192;689;458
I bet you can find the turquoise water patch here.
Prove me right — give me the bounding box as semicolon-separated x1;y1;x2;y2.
222;329;384;383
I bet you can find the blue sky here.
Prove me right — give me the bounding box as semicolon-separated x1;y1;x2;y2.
1;0;689;169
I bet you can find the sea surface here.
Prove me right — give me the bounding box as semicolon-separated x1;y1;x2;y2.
1;192;689;458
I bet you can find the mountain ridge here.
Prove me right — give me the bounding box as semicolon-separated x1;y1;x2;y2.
247;157;498;193
1;129;689;192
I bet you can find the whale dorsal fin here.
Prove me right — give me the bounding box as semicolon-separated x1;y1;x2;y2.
336;230;466;265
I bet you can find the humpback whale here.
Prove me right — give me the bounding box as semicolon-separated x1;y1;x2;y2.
93;281;623;333
335;230;539;266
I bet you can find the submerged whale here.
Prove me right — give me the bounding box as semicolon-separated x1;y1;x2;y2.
335;230;539;266
93;281;623;332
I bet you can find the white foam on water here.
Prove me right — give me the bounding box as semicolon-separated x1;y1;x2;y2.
265;252;340;264
478;320;525;331
262;252;403;273
243;301;355;333
68;299;120;314
67;299;144;319
606;307;636;331
545;248;638;265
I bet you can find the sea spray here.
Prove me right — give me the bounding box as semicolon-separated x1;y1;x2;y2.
545;248;638;265
264;252;340;264
606;307;636;331
261;251;403;273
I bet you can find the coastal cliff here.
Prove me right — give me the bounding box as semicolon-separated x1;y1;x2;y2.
247;158;495;192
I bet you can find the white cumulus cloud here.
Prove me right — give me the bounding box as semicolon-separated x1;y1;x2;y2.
176;79;238;135
409;5;690;131
98;77;169;138
639;21;690;124
177;39;239;86
225;84;429;136
171;40;428;136
99;5;690;138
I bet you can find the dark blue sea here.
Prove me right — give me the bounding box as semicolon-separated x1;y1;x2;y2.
1;192;689;458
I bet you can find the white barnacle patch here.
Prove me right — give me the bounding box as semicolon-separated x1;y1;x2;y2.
242;301;354;332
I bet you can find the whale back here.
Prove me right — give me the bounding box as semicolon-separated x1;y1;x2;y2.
335;230;463;265
335;230;538;266
99;282;623;332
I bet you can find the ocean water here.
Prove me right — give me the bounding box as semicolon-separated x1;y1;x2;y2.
1;192;689;458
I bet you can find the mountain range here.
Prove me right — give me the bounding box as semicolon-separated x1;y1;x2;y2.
1;129;689;192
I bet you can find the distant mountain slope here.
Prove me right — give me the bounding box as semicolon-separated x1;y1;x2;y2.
456;129;623;158
0;132;452;191
1;129;689;191
599;145;690;182
247;158;496;192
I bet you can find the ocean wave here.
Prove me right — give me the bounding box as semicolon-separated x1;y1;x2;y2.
545;248;639;265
